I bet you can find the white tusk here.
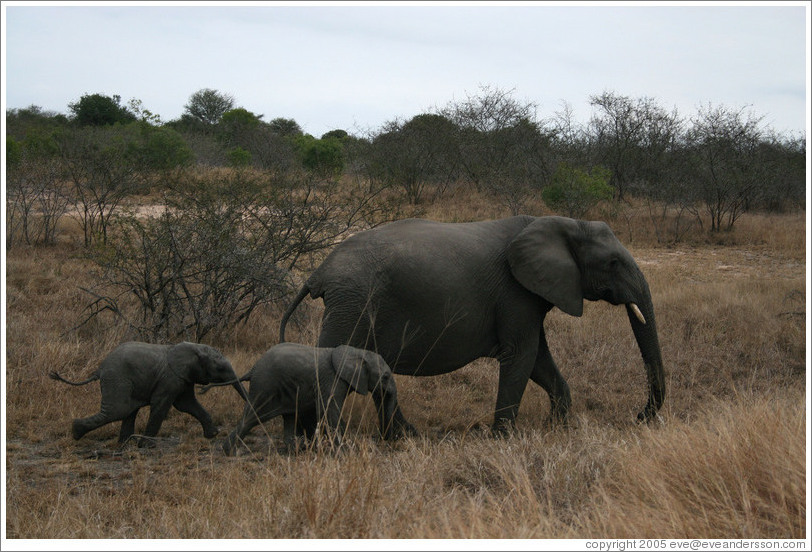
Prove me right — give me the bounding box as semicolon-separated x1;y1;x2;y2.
629;303;647;325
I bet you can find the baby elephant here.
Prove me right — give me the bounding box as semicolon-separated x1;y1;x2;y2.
222;342;416;455
50;341;248;446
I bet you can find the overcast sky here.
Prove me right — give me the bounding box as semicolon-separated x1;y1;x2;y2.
2;2;809;138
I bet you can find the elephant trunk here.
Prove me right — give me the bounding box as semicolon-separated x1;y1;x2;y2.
625;287;665;422
197;374;250;401
232;380;250;402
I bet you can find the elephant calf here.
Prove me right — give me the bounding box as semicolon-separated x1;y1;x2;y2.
50;341;248;446
222;343;416;455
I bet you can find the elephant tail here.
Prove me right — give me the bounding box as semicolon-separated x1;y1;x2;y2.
279;284;310;343
48;371;99;387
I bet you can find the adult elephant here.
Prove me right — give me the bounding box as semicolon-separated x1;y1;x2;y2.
279;216;665;434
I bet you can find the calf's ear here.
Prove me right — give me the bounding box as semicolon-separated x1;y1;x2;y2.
167;342;203;383
331;345;370;395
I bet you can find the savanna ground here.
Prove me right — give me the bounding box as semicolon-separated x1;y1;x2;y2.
4;190;808;542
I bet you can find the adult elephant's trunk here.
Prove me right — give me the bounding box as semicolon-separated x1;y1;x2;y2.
625;282;665;422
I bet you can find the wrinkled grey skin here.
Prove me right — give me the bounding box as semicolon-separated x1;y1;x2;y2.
50;341;248;446
280;216;665;434
222;343;415;455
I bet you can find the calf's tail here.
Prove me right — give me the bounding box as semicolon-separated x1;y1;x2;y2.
49;371;99;386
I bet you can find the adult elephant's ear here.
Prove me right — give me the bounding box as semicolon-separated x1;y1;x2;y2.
507;217;583;317
332;345;370;395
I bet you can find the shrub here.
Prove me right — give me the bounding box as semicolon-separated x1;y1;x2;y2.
543;163;614;218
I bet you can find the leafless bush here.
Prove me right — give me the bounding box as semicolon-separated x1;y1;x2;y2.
81;168;400;342
6;158;70;248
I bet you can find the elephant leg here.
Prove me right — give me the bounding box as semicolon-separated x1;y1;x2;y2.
73;404;140;440
73;380;140;440
318;384;349;449
282;413;308;452
529;329;572;424
139;396;174;446
173;388;218;438
72;411;119;440
295;409;318;439
371;390;416;440
118;409;139;444
324;395;347;442
223;401;273;455
274;409;318;453
493;334;539;436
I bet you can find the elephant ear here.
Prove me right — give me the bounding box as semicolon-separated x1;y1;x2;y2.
332;345;371;395
166;342;201;383
507;217;583;317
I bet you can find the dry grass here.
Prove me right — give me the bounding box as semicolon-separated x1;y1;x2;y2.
3;195;807;542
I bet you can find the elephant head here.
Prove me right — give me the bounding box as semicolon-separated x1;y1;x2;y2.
507;216;665;421
168;342;249;402
331;345;403;439
331;345;395;396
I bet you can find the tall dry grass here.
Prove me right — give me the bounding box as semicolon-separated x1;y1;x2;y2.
4;196;807;541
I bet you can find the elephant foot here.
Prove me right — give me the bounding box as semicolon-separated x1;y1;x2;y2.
203;426;220;439
490;419;517;438
393;421;419;440
637;408;664;424
281;438;311;456
546;409;570;428
222;441;236;456
71;421;85;441
137;436;158;448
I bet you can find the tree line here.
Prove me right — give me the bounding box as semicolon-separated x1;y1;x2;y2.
8;86;805;241
5;86;806;341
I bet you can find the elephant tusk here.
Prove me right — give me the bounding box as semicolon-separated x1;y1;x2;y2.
629;303;646;325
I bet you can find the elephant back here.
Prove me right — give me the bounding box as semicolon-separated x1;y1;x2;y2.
306;228;397;299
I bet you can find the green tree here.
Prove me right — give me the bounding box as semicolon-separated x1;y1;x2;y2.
295;135;345;180
542;164;614;218
6;105;69;142
366;113;460;204
218;107;263;147
68;93;136;126
127;98;163;125
134;123;194;172
269;117;303;137
227;146;252;168
6;136;22;168
183;88;235;127
322;129;349;141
